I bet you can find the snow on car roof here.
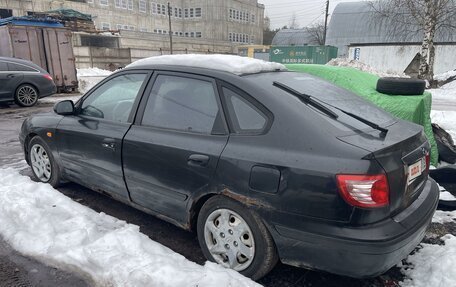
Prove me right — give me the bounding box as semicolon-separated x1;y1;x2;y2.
126;54;287;75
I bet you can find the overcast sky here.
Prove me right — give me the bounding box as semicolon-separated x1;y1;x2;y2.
260;0;367;29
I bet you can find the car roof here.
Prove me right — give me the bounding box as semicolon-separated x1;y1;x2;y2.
0;56;46;72
125;54;286;76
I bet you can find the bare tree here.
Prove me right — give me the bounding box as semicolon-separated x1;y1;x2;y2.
369;0;456;81
305;21;325;45
289;13;300;29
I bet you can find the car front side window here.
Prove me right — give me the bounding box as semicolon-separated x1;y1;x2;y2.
141;74;220;134
80;73;146;123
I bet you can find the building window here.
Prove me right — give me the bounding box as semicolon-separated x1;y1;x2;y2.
251;14;255;23
184;8;188;18
139;0;146;12
151;2;157;14
0;9;13;18
140;27;147;32
195;7;201;17
161;4;166;15
128;0;133;10
101;22;110;30
196;31;201;38
189;8;194;18
87;0;94;3
99;0;108;6
121;0;127;9
250;35;254;44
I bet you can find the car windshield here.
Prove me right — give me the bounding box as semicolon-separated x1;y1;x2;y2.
244;71;396;133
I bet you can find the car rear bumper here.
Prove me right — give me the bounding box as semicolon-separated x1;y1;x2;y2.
269;178;439;278
38;83;57;99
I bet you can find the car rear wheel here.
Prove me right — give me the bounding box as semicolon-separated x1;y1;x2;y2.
28;136;62;187
15;84;39;107
197;195;278;280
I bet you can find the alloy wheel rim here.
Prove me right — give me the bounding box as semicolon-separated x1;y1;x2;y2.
204;208;255;271
17;86;38;106
30;144;52;182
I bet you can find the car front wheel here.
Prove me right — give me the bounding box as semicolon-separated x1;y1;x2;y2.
28;136;62;187
197;195;278;280
15;84;39;107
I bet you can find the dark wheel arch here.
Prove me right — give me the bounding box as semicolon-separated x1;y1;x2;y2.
376;77;426;95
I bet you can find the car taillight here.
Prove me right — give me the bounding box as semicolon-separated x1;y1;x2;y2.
425;152;430;171
43;74;53;81
336;174;389;208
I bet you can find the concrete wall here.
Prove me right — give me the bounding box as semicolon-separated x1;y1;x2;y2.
348;44;456;75
0;0;264;45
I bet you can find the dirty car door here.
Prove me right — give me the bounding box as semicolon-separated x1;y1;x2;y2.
122;73;229;222
56;72;149;200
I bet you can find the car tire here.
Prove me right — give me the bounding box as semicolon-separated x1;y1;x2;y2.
28;136;62;187
15;84;39;107
376;77;426;95
197;195;278;280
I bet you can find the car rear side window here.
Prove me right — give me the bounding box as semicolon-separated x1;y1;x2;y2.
141;75;219;134
80;73;146;123
222;87;267;133
7;62;37;72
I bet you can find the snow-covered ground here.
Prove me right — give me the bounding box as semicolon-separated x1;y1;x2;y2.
401;235;456;287
0;168;259;287
434;70;456;82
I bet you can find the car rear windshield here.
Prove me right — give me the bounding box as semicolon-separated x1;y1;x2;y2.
243;71;396;133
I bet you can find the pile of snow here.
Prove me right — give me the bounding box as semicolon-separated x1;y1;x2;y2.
0;168;259;287
326;58;409;78
429;80;456;102
127;54;286;75
401;235;456;287
76;68;113;94
432;210;456;224
77;67;112;77
434;70;456;82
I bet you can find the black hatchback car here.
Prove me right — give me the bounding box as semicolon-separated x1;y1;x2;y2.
0;57;56;107
20;55;439;280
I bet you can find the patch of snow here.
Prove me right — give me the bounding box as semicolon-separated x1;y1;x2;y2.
432;210;456;224
401;234;456;287
434;70;456;82
76;68;113;94
437;183;456;201
428;80;456;102
430;110;456;141
0;168;259;287
326;58;409;78
40;95;83;105
127;54;286;75
77;68;112;77
440;191;456;201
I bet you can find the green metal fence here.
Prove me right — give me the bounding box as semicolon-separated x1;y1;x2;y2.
270;46;338;65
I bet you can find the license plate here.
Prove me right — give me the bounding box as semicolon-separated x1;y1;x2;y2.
407;158;425;184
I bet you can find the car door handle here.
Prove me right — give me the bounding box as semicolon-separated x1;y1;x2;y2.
101;138;116;150
188;154;209;167
6;74;15;78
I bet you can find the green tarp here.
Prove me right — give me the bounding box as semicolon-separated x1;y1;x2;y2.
285;64;438;165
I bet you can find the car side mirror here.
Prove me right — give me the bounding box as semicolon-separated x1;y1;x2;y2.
54;100;75;115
